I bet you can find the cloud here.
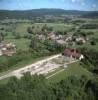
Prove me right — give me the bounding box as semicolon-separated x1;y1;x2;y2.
91;4;97;11
72;0;76;3
71;0;85;5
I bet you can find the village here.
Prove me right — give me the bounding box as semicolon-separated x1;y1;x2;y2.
39;31;88;45
0;29;87;79
0;1;98;99
0;29;86;77
0;30;89;57
0;41;84;80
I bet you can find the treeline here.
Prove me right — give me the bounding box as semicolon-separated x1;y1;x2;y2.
80;24;98;29
82;11;98;18
79;47;98;75
0;73;97;100
0;9;93;19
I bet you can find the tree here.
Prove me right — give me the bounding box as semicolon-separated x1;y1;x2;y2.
0;75;97;100
29;36;38;50
48;26;53;32
0;32;4;42
32;26;35;29
87;32;94;35
41;24;48;32
27;27;33;34
15;33;21;39
23;34;32;39
90;41;96;46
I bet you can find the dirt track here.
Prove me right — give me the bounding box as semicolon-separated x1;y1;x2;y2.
0;54;61;80
0;54;79;80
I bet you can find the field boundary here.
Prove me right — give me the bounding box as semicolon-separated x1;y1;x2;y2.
46;69;65;79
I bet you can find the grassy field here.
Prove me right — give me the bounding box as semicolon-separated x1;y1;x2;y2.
0;62;93;85
1;19;98;51
0;22;74;34
0;78;10;85
0;22;75;51
34;23;74;32
14;23;32;36
14;22;75;34
48;62;93;83
4;38;30;50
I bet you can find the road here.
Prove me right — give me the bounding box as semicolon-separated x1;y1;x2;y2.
0;54;79;80
0;54;61;80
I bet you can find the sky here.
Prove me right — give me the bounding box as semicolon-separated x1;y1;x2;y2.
0;0;98;11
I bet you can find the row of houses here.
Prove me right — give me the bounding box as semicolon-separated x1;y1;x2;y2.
47;32;88;45
36;32;85;60
0;43;16;56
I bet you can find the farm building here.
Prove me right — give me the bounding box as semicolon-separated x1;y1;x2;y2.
63;49;84;60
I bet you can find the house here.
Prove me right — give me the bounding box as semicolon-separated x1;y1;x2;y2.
0;43;16;56
56;35;63;40
76;37;86;44
63;49;84;60
65;36;72;42
48;32;56;40
56;39;66;45
2;50;16;56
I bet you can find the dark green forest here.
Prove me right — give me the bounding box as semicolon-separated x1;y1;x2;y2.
0;73;98;100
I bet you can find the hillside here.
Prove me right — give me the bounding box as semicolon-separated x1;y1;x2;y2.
0;9;93;19
82;11;98;18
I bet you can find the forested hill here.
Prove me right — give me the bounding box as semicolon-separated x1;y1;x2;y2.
0;9;94;19
82;11;98;18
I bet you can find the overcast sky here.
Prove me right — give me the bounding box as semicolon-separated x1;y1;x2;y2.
0;0;98;11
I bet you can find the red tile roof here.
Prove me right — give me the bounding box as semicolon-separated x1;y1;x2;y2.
64;49;81;58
